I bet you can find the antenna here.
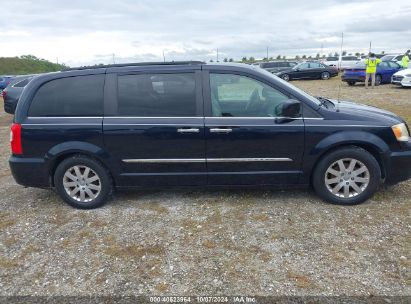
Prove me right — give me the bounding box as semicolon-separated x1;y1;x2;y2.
339;32;344;71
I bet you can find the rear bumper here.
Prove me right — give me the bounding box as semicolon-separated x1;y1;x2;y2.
384;144;411;185
342;75;365;82
9;156;51;188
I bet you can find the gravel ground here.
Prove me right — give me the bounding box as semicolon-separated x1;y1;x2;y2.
0;77;410;297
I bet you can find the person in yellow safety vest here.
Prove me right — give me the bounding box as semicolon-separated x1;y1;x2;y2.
401;50;410;68
364;53;381;88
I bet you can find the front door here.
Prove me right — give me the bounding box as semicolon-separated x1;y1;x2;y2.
203;71;305;185
103;69;206;187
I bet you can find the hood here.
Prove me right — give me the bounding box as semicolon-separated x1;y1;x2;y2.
393;69;411;76
329;100;403;125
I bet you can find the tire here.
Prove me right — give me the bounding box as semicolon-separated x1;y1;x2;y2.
54;155;112;209
281;74;290;81
321;71;330;80
375;74;382;86
347;81;356;86
312;146;381;205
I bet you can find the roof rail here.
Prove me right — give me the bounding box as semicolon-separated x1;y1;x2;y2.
63;61;205;71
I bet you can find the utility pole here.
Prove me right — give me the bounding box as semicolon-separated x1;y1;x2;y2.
369;41;372;53
112;53;115;64
163;50;166;62
321;44;323;57
339;32;344;70
266;46;269;61
216;48;219;62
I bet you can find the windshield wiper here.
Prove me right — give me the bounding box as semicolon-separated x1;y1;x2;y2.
316;96;335;109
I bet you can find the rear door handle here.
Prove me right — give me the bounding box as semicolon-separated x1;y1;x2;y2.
177;128;200;133
210;128;233;133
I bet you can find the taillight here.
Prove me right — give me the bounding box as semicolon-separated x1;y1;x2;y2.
10;123;22;155
2;90;7;98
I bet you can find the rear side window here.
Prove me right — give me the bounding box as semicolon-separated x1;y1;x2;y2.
14;78;30;87
29;75;104;117
117;73;197;117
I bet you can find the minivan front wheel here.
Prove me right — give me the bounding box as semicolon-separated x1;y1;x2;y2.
312;147;381;205
54;155;112;209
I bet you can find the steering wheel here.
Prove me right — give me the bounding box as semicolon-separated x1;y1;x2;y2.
245;88;261;111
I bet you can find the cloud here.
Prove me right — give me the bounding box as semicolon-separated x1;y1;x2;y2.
0;0;410;65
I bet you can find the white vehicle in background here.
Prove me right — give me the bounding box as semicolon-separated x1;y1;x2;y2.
322;55;360;70
392;69;411;87
381;53;403;63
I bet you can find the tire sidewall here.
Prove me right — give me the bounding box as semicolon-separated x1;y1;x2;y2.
54;155;111;209
313;147;381;205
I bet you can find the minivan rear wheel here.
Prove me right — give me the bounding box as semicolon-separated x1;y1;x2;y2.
54;155;112;209
312;146;381;205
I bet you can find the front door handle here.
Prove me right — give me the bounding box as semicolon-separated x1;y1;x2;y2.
210;128;233;133
177;128;200;133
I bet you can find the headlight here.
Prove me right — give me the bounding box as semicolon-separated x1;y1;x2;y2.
391;123;410;142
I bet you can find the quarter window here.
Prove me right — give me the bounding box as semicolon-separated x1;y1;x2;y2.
210;73;290;117
117;73;197;117
29;75;104;117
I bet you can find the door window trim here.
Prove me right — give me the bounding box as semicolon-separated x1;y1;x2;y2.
108;70;204;118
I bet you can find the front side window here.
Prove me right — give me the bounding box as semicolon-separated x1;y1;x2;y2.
210;73;290;117
117;73;196;117
29;75;104;117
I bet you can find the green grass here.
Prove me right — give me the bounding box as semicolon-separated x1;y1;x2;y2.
0;55;67;75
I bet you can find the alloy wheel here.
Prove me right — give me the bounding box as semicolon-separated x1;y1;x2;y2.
324;158;370;199
322;72;330;80
63;165;101;202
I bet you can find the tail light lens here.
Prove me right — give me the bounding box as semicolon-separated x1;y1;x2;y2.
10;123;23;155
2;90;6;98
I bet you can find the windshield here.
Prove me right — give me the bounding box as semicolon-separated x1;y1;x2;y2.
256;67;321;106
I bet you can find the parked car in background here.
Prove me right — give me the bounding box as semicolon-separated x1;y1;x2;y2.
380;54;403;63
392;69;411;87
323;56;360;70
3;75;37;114
276;62;338;81
342;61;402;86
259;61;298;73
0;75;14;90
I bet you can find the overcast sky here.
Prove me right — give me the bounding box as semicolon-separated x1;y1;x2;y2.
1;0;410;66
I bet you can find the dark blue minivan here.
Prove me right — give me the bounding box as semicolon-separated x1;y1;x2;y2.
9;62;411;208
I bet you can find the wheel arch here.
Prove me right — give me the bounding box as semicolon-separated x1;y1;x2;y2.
44;142;115;187
307;132;389;184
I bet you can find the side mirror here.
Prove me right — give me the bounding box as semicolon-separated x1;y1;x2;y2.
281;99;301;118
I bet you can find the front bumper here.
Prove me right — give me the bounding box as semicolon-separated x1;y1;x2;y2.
384;142;411;185
9;156;51;188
